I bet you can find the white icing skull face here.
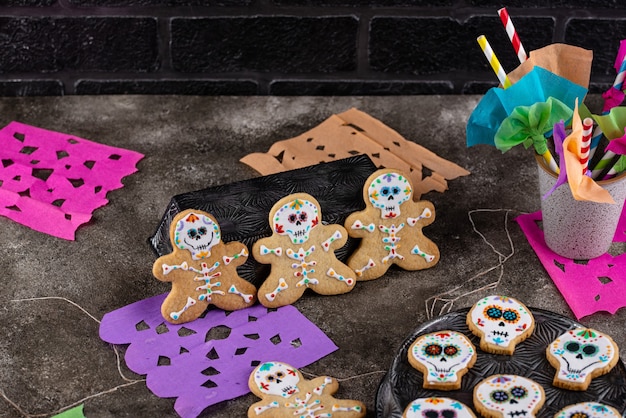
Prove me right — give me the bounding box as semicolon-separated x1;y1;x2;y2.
549;328;616;385
404;397;475;418
475;375;544;417
174;212;221;260
368;172;412;219
469;296;533;350
273;198;319;244
555;402;620;418
253;361;300;398
410;331;475;385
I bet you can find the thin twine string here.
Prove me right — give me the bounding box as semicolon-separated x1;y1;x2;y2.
2;296;145;418
425;209;520;319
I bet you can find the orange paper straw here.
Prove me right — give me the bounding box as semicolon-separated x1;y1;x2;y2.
477;35;512;89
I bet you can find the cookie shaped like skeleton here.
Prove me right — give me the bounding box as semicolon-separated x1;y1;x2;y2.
152;209;257;324
403;397;476;418
466;295;535;355
546;327;619;391
252;193;357;308
408;330;477;390
247;361;366;418
555;402;622;418
473;375;545;418
344;169;439;281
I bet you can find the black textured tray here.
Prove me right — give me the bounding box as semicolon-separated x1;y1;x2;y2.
375;307;626;418
148;154;378;287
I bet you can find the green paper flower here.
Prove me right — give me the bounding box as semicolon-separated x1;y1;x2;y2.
494;97;573;154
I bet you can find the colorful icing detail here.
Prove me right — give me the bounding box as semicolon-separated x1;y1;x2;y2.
228;284;255;303
354;259;376;276
251;362;363;417
350;220;376;232
174;212;221;260
411;245;436;262
555;402;621;418
469;295;533;351
474;375;544;417
404;397;475;418
273;198;319;244
322;230;343;252
327;268;355;286
407;207;433;226
260;245;283;256
223;248;248;265
549;328;616;385
368;172;411;219
410;331;475;385
265;278;289;302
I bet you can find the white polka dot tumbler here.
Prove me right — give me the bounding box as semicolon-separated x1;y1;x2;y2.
536;155;626;259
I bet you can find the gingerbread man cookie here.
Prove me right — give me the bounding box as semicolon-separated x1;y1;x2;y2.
252;193;357;308
248;361;366;418
153;209;257;324
344;169;440;281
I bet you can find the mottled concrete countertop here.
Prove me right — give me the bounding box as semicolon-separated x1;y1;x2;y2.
0;95;623;417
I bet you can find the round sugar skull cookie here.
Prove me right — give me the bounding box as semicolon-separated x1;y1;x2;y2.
466;295;534;355
344;168;440;281
408;330;477;390
252;193;357;308
546;327;619;391
555;402;622;418
473;374;545;418
152;209;257;324
403;397;476;418
248;361;366;418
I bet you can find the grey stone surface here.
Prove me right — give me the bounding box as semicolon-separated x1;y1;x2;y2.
0;95;623;417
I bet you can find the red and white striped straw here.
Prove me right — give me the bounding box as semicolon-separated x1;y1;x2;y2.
498;7;527;64
581;117;594;174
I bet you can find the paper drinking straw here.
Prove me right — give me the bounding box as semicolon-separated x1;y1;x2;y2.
498;7;527;63
580;117;593;174
541;149;560;174
591;148;616;179
477;35;512;89
613;52;626;90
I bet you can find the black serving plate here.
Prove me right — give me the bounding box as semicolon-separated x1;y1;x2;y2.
375;307;626;418
148;154;378;287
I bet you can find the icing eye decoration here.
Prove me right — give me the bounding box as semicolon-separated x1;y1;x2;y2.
565;341;599;357
510;386;528;399
287;212;308;224
187;226;207;240
490;390;509;403
484;305;520;323
423;410;458;418
443;345;459;357
424;344;443;357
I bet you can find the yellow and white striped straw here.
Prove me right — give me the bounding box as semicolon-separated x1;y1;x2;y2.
477;35;512;89
541;149;560;174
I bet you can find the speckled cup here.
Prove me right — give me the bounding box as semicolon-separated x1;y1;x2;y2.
537;155;626;259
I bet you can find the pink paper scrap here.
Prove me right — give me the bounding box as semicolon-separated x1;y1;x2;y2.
516;210;626;319
0;121;143;240
99;294;338;418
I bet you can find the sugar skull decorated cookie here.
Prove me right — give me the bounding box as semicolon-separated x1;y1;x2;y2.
408;330;477;390
473;375;545;418
153;209;257;324
403;397;476;418
248;361;366;418
252;193;357;308
466;295;535;355
344;168;439;281
555;402;622;418
546;327;619;391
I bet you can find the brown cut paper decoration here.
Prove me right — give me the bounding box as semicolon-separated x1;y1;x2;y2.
240;108;470;199
507;44;593;89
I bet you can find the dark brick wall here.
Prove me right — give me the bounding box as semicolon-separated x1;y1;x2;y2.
0;0;625;95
